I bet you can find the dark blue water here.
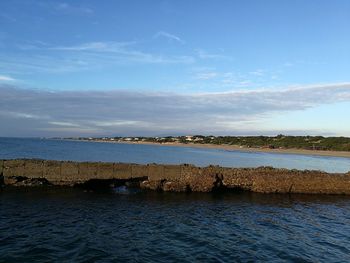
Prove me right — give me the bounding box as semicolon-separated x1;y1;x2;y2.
0;138;349;172
1;138;350;262
1;188;350;262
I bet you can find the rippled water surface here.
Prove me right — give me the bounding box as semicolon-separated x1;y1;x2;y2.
1;188;350;262
1;138;350;262
0;138;349;172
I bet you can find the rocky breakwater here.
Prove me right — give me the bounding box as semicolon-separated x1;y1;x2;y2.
1;159;350;194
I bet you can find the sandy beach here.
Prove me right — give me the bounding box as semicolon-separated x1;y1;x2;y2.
80;140;350;158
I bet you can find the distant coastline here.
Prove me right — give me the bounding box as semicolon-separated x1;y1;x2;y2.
61;139;350;158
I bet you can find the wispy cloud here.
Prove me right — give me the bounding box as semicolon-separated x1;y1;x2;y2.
196;49;229;60
0;75;15;81
283;60;326;68
0;13;17;22
201;69;282;89
50;41;195;64
194;72;218;80
49;121;81;127
249;69;265;76
0;41;195;74
54;2;94;15
20;1;95;17
189;70;261;89
1;83;349;136
283;62;294;67
15;40;49;50
154;31;185;44
0;110;45;119
50;41;134;52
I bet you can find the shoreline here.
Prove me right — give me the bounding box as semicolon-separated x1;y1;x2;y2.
65;139;350;158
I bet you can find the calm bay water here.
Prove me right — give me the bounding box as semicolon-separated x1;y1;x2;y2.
0;137;349;172
1;137;350;262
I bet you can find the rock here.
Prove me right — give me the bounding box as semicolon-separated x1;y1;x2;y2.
24;159;44;178
162;181;188;192
3;160;25;177
141;180;163;191
2;159;350;194
181;165;221;192
131;164;148;178
4;176;19;185
0;159;3;176
43;160;61;182
113;163;132;179
3;175;50;186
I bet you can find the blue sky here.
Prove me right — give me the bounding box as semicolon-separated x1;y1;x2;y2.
0;0;350;137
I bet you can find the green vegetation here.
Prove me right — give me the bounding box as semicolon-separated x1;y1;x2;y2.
68;134;350;152
196;135;350;151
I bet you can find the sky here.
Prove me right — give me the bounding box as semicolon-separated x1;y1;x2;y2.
0;0;349;137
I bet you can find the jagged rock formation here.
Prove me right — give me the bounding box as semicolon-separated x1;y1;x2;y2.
1;159;350;194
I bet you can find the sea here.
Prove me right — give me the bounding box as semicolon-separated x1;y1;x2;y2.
1;137;350;262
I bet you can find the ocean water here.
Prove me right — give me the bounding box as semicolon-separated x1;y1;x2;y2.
1;188;350;262
1;137;350;262
0;137;349;173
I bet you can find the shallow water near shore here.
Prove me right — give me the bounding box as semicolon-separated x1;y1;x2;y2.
1;187;350;262
0;138;349;172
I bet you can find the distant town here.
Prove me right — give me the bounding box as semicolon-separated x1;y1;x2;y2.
57;135;350;152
